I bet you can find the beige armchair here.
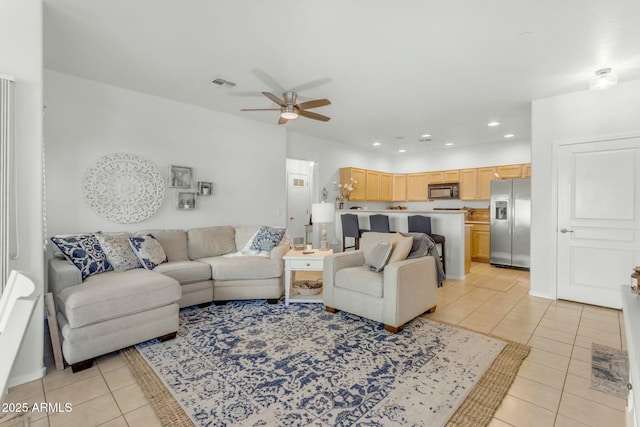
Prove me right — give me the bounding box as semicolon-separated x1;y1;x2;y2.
323;232;438;333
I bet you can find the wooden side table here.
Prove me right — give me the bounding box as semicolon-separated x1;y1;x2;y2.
283;249;333;306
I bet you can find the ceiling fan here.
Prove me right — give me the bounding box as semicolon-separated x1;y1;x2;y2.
241;92;331;125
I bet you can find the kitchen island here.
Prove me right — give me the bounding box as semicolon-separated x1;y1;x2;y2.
335;210;467;280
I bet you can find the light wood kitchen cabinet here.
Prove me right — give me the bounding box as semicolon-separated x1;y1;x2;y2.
379;173;392;201
443;170;460;182
406;172;428;201
428;170;459;184
459;169;477;201
427;171;444;184
522;163;531;178
392;174;407;201
496;164;523;179
477;167;496;201
339;167;366;201
470;223;491;262
365;170;380;200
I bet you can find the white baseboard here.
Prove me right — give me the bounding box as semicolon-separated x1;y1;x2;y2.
7;365;46;389
528;290;554;300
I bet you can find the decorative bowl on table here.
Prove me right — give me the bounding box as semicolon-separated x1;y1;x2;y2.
293;280;323;296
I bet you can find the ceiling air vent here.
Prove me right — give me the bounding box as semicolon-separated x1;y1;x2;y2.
211;77;237;88
419;137;433;142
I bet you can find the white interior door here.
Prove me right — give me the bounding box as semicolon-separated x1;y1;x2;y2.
287;172;310;247
557;137;640;309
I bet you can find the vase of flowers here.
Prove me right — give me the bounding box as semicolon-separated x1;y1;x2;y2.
334;178;357;209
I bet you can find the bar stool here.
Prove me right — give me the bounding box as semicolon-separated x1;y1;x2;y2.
341;214;367;251
369;214;391;233
407;215;446;273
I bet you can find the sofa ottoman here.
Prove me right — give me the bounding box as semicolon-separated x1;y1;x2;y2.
54;268;181;371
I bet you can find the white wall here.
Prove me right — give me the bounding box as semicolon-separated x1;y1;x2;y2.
531;79;640;299
0;0;45;387
390;139;532;210
286;131;393;246
286;131;393;209
44;70;287;237
392;139;531;173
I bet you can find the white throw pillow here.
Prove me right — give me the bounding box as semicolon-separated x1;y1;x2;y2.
364;242;393;272
96;233;141;272
388;235;414;264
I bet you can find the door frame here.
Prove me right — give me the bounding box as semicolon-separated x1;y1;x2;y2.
551;131;640;301
285;158;315;246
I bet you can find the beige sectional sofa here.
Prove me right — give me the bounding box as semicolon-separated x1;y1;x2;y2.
48;225;288;371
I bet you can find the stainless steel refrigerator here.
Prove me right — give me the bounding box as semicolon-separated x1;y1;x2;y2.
490;178;531;269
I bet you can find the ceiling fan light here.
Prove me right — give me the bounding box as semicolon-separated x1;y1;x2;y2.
280;106;298;120
590;67;618;90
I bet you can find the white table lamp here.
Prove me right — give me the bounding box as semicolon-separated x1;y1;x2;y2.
312;202;335;250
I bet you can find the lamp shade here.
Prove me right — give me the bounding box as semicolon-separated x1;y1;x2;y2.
312;202;335;223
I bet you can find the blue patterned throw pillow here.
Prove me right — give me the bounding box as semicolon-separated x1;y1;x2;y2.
128;235;168;270
249;226;286;252
50;234;113;280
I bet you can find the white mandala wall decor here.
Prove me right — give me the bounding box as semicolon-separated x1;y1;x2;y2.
83;153;165;224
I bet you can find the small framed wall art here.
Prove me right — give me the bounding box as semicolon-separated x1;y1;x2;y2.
198;181;213;196
177;192;196;210
170;165;193;188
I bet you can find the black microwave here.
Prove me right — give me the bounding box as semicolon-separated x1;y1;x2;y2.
428;182;460;199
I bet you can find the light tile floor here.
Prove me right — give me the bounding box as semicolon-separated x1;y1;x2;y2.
1;262;627;426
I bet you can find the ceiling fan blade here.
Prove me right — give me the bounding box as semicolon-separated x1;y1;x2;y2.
297;99;331;110
251;68;285;94
229;91;266;97
278;116;288;125
262;92;286;107
290;77;331;93
298;110;331;122
240;108;281;111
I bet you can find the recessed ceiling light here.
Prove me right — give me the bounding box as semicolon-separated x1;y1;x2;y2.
445;142;454;146
504;134;515;138
590;67;618;90
398;149;406;153
421;134;431;138
488;121;500;127
372;142;381;146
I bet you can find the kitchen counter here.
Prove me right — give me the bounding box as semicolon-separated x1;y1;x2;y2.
335;209;466;280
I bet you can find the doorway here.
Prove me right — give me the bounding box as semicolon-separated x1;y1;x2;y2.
556;136;640;308
286;159;313;248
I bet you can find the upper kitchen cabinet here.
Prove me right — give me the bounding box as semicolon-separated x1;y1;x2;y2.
427;171;444;184
365;170;380;200
427;170;459;184
496;164;522;179
379;173;392;201
392;174;407;201
459;169;478;201
477;167;496;200
522;163;531;178
444;170;460;182
339;167;366;201
407;172;428;201
363;170;392;201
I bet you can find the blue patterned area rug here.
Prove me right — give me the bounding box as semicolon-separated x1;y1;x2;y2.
123;301;525;427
